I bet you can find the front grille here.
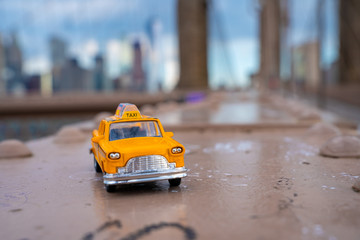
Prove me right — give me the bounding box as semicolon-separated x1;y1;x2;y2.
125;155;170;173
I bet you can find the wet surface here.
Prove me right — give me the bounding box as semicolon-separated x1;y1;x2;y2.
156;92;351;128
0;92;359;240
157;96;297;126
0;129;359;240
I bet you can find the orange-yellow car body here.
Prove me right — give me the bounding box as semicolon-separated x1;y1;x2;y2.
90;103;187;191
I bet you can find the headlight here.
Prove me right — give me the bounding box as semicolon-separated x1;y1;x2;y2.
108;152;120;159
171;147;183;154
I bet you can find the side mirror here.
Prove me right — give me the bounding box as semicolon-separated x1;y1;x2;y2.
92;129;99;137
165;132;174;138
92;135;104;143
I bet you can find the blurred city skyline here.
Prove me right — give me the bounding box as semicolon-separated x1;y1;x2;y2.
0;0;338;94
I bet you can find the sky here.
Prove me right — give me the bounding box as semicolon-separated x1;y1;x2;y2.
0;0;339;90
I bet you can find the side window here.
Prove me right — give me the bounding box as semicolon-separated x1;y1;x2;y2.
99;121;105;136
149;122;160;136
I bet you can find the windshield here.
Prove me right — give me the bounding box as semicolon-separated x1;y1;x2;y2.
109;121;162;141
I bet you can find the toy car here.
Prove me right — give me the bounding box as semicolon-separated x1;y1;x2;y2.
90;103;187;192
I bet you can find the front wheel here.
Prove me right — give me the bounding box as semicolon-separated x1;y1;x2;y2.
169;178;181;187
105;185;116;193
94;157;102;173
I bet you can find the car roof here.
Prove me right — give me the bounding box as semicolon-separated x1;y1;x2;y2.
104;115;158;124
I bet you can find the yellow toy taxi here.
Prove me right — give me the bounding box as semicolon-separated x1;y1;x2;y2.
90;103;187;192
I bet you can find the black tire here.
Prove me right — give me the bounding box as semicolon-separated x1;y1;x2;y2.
169;178;181;187
106;185;116;193
94;157;102;173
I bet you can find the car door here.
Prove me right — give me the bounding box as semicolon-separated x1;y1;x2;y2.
94;121;106;167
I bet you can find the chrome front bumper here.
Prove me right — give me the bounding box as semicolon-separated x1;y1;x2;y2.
103;167;188;185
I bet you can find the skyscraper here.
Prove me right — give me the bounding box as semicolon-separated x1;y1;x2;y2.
145;17;163;92
59;58;91;92
93;55;105;91
49;36;67;92
131;40;145;91
5;33;23;93
50;36;67;67
0;34;5;95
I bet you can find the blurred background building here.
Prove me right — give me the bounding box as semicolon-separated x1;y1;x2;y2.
1;0;356;94
0;0;359;140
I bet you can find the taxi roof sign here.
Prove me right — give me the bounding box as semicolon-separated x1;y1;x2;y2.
115;103;142;119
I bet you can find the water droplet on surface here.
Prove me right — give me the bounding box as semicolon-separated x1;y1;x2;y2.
313;224;324;236
320;135;360;158
0;139;32;159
